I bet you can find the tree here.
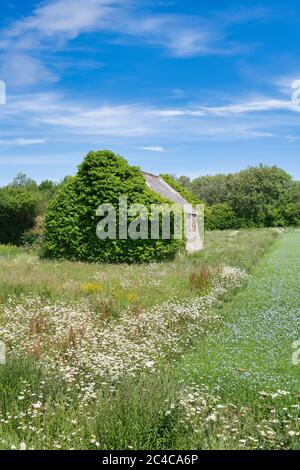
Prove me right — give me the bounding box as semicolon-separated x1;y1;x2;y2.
178;175;192;190
226;165;294;227
191;174;230;205
0;187;38;244
285;181;300;226
10;173;38;191
39;180;56;192
189;165;299;229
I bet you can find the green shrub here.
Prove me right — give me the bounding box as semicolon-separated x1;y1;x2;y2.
205;203;238;231
7;173;62;219
0;187;38;245
20;230;42;247
44;150;184;263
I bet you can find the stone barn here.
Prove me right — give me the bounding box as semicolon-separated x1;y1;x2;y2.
142;172;204;253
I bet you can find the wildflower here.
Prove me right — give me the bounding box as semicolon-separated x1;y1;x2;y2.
32;401;42;409
144;360;155;369
206;413;217;423
258;391;269;397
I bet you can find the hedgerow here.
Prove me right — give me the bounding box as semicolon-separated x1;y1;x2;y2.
0;187;38;245
159;174;236;232
205;203;239;231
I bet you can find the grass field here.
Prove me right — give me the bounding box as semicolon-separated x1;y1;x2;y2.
171;230;300;449
0;229;277;312
1;228;299;450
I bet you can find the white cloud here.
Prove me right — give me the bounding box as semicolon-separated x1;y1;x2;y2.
157;110;191;117
2;0;217;58
272;74;300;96
121;14;220;58
138;145;166;152
286;135;300;142
0;137;47;146
157;99;300;118
201;99;300;115
246;131;274;138
5;0;127;40
1;91;299;145
0;53;59;87
0;1;267;86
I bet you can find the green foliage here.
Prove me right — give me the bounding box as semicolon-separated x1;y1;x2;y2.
0;229;276;309
0;187;38;245
226;166;294;227
38;180;56;192
192;173;229;206
285;181;300;226
177;175;192;190
184;165;300;229
0;230;286;450
9;173;38;191
160;174;202;207
0;173;61;246
44;150;184;263
20;216;44;247
205;203;238;231
8;173;61;214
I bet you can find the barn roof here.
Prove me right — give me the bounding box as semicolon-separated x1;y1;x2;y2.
142;171;193;210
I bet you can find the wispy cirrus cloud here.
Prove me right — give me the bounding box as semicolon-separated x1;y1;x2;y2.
0;138;47;146
1;91;299;145
137;145;166;152
0;53;59;87
3;0;127;42
0;0;268;86
156;98;300;117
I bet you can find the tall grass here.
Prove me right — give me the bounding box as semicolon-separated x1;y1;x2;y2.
0;228;289;450
0;228;278;310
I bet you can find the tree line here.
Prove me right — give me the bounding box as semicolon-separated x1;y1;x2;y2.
0;173;65;245
0;164;299;247
176;165;300;230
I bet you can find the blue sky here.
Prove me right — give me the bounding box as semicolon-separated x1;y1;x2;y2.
0;0;300;185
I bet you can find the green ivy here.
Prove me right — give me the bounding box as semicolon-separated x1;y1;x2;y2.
43;151;185;263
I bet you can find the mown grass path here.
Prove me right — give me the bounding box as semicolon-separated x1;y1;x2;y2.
182;230;300;396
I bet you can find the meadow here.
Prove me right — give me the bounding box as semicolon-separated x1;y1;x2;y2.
0;228;299;450
0;229;277;312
